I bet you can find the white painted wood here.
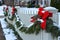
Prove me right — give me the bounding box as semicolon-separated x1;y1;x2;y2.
17;8;38;27
56;12;60;28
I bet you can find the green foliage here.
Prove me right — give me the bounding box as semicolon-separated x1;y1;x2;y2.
19;21;41;35
27;1;39;8
4;18;8;22
4;12;8;16
16;21;21;28
50;26;59;37
46;18;53;32
14;8;17;13
25;25;36;34
27;4;39;8
46;18;60;37
51;0;60;11
27;4;32;8
20;27;27;32
35;5;40;8
57;30;60;36
35;23;41;35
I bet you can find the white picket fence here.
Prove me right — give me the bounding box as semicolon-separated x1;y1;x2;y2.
16;7;58;27
8;6;59;40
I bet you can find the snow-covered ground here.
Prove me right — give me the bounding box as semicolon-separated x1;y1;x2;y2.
0;5;6;16
0;18;17;40
0;5;17;40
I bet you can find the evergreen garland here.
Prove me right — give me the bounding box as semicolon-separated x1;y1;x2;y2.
46;18;60;37
26;21;41;34
18;18;60;37
19;21;41;35
19;27;27;32
4;18;8;22
27;1;39;8
51;0;60;12
15;21;21;28
4;12;8;16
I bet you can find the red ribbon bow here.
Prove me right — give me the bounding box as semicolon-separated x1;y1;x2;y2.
30;7;49;30
6;6;8;12
12;6;16;15
38;7;49;30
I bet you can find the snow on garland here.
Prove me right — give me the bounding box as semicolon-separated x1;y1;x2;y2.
4;7;60;38
8;14;16;21
15;21;21;28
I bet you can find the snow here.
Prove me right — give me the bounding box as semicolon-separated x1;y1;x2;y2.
44;7;58;10
0;5;17;40
58;36;60;40
0;18;17;40
37;18;44;22
0;5;7;16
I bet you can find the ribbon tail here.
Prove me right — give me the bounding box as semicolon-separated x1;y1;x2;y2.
41;20;46;30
